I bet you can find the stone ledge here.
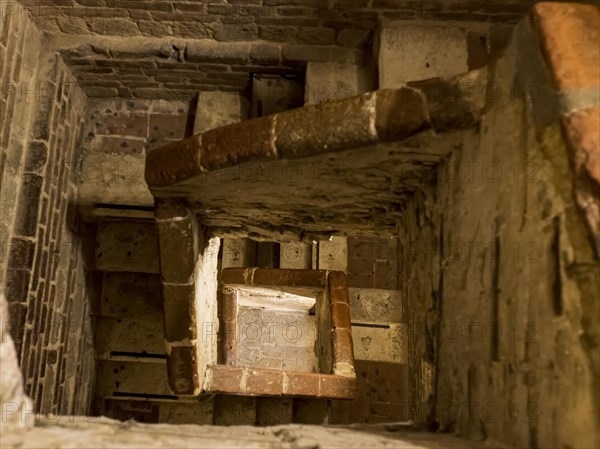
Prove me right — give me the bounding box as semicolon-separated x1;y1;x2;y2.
205;365;357;399
145;82;481;189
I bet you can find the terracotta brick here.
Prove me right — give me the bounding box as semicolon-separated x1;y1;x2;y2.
5;269;30;305
375;88;429;141
167;346;198;395
331;302;351;330
252;268;290;285
245;368;284;395
144;135;203;187
222;321;238;365
284;371;320;396
206;365;245;394
256;397;293;425
201;116;277;171
221;289;238;323
276;92;376;159
221;267;254;285
348;236;375;260
249;268;328;288
532;2;600;91
162;283;195;342
332;328;355;366
562;106;600;187
319;374;356;399
328;271;349;305
287;269;328;287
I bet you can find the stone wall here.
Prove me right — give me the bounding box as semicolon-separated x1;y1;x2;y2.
1;3;42;288
1;8;95;417
78;98;194;206
394;6;600;448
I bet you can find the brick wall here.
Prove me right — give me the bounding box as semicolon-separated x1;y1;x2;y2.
1;3;42;287
22;0;580;38
78;97;194;207
1;7;95;416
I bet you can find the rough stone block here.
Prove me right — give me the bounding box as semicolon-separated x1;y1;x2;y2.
319;374;356;399
167;345;199;396
276;94;376;159
222;239;257;268
195;91;248;134
213;395;256;425
159;400;214;424
95;222;159;273
162;283;195;342
96;360;171;397
76;149;151;206
348;288;402;323
95;316;165;358
305;62;375;105
284;371;320;396
249;43;281;65
378;24;468;87
201;116;277;171
280;242;312;269
351;323;406;363
186;41;250;64
256;397;293;425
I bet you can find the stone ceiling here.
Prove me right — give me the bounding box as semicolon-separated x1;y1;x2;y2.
15;0;586;99
145;74;484;240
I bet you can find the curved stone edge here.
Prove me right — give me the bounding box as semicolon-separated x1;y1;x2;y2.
531;2;600;255
145;81;483;190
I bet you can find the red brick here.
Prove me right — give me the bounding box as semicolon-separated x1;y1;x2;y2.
95;112;148;137
532;2;600;91
245;368;284;395
221;267;254;285
332;328;355;366
207;365;245;393
285;371;320;396
331;302;351;330
319;374;356;399
328;271;349;305
201;116;277;171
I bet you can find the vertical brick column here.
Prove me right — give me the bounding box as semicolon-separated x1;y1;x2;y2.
328;272;355;378
155;198;201;396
